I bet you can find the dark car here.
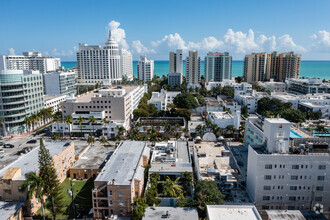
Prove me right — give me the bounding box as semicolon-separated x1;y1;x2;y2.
0;142;4;146
3;144;14;148
27;140;37;144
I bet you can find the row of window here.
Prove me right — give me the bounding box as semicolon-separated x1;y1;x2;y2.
262;195;322;201
264;175;325;181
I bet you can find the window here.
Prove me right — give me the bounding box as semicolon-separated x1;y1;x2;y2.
316;186;324;191
109;191;112;196
290;186;297;190
319;165;326;170
289;196;296;201
264;175;272;180
264;186;271;190
292;165;299;169
317;176;325;181
119;191;123;197
291;176;298;180
109;200;113;206
119;200;123;206
265;164;272;169
315;197;322;202
120;210;124;215
263;196;270;201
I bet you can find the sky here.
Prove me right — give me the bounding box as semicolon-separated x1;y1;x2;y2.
1;0;330;61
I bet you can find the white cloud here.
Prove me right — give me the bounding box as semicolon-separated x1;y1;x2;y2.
8;48;15;55
311;30;330;52
132;40;155;54
277;34;306;52
256;35;277;51
151;33;187;49
52;48;74;57
222;29;258;53
106;20;129;49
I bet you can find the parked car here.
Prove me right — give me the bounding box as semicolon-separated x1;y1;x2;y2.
27;140;37;144
3;144;14;148
0;142;4;146
0;148;4;153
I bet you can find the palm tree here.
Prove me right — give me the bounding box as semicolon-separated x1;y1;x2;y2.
101;118;109;136
64;115;73;137
77;116;85;136
87;136;95;147
99;136;108;147
182;172;193;196
88;116;97;135
21;172;46;220
0;117;6;137
163;176;183;198
24;117;31;133
116;126;126;140
226;125;235;138
53;114;62;133
316;125;327;136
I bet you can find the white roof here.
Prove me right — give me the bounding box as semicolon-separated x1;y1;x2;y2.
207;205;262;220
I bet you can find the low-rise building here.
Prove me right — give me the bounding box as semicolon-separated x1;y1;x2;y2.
0;141;75;216
265;210;327;220
44;95;67;112
143;207;199;220
137;117;185;133
217;95;241;113
0;201;24;220
207;205;262;220
208;111;240;129
148;90;180;111
168;72;182;87
69;146;113;180
188;114;205;135
299;102;330;119
235;90;268;113
149;141;193;180
257;79;286;93
92;141;150;218
43;71;76;96
286;78;330;94
205;78;237;91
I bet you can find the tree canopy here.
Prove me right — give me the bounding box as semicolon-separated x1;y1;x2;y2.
173;93;199;109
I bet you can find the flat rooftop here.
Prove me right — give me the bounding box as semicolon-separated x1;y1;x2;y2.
0;141;73;181
205;97;221;108
44;95;66;102
143;207;198;220
209;111;232;119
71;146;113;169
265;210;327;220
0;201;24;220
264;117;290;124
139;117;185;126
95;141;150;184
207;205;262;220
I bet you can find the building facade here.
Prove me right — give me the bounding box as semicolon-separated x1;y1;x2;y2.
286;78;330;94
137;55;154;82
186;50;201;88
0;70;44;134
43;71;76;96
169;49;183;74
168;72;182;87
244;52;301;83
92;141;150;218
44;95;67;112
205;52;232;82
148;90;180;111
0;52;61;73
76;31;133;85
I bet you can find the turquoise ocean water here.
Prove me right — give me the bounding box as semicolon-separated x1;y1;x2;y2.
62;61;330;79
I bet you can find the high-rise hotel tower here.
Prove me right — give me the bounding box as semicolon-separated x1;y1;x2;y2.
76;31;133;85
204;52;232;82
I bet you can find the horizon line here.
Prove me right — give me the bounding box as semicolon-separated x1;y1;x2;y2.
62;60;330;62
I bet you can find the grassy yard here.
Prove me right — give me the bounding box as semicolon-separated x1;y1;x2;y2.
36;178;93;219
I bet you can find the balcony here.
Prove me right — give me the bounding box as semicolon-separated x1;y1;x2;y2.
1;106;27;111
2;112;28;118
2;100;27;105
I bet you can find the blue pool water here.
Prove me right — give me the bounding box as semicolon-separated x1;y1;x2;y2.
290;130;303;138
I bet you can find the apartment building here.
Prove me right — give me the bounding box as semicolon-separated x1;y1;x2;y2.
0;70;44;134
169;49;183;74
244;52;301;83
205;52;232;82
286;78;330;94
147;90;180;111
257;79;286;93
0;52;61;73
217;95;241;113
76;31;133;85
92;141;150;218
186;50;201;88
207;111;241;129
168;72;182;87
0;141;75;216
205;78;237;91
234;90;268;114
59;85;146;136
44;95;67;112
137;55;154;82
244;116;330;217
43;71;76;96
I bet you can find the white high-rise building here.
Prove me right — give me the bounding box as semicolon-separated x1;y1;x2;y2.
137;55;154;82
186;50;201;88
205;52;232;82
169;49;183;74
76;31;133;85
0;52;61;73
120;49;133;80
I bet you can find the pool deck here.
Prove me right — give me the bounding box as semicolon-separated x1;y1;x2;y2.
290;126;313;138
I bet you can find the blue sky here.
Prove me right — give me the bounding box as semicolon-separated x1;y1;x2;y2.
1;0;330;61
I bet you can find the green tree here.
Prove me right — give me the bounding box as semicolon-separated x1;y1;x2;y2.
147;103;157;114
145;186;161;206
87;136;95;147
193;180;225;218
64;115;73;137
131;197;148;220
176;193;187;207
173;93;199;109
21;172;46;220
175;108;192;121
77;116;85;136
101;118;109;136
133;109;149;119
182;172;193;196
38;138;64;219
88;116;97;135
99;136;108;146
222;86;234;97
163;176;183;197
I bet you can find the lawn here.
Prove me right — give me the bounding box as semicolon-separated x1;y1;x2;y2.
36;178;93;219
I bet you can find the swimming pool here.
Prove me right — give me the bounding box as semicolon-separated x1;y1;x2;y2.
290;130;303;138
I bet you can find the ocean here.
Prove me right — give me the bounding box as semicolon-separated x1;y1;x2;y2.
62;61;330;79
